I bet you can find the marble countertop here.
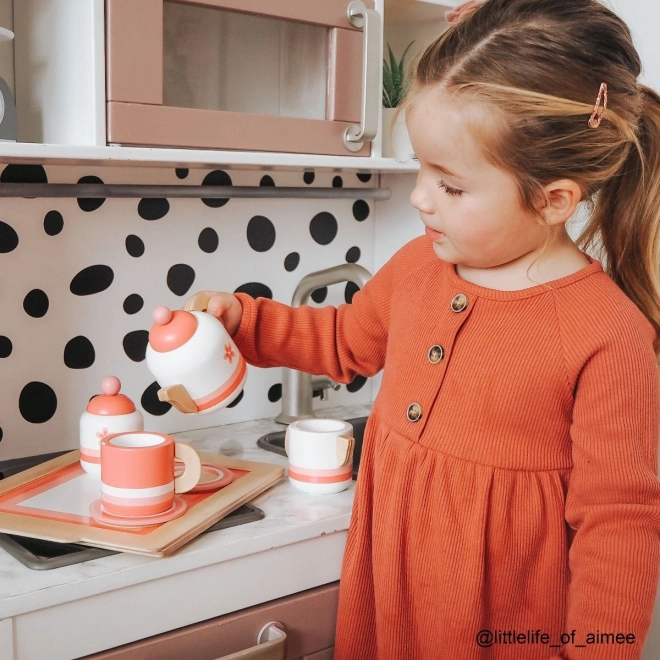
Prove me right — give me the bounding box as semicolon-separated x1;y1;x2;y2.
0;403;371;621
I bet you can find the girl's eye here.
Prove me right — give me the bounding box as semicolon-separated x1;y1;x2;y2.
438;179;463;196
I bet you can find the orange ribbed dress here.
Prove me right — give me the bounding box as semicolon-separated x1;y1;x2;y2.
234;236;660;660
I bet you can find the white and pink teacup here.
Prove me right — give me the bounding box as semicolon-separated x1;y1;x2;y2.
100;432;201;517
285;419;354;494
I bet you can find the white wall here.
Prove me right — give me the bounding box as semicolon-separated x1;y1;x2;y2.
606;0;660;92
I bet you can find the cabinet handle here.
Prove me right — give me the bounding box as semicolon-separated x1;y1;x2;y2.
343;1;383;152
213;621;287;660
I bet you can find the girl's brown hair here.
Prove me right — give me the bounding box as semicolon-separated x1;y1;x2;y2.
404;0;660;352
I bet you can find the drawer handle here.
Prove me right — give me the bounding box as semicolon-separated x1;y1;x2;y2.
344;0;382;152
213;621;287;660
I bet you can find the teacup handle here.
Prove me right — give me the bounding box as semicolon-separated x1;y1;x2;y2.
336;435;355;468
174;442;202;493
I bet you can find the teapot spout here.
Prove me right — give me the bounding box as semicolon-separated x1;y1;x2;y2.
158;384;199;414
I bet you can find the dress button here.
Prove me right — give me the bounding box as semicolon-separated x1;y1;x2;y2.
451;293;468;312
407;403;422;422
428;345;445;364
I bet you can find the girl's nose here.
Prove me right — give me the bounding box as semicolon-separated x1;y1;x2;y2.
410;178;434;215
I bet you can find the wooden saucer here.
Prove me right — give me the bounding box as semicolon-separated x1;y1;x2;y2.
89;497;187;528
175;462;235;492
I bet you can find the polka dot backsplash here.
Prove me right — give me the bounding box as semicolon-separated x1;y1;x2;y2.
0;164;376;459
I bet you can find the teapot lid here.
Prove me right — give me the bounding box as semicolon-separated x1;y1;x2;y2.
149;306;198;353
86;376;136;415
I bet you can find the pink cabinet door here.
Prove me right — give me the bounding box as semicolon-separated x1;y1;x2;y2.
106;0;379;156
83;582;340;659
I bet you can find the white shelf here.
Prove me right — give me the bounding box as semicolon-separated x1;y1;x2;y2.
0;142;420;173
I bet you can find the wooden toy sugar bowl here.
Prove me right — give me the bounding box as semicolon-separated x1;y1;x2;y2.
145;302;247;415
79;376;144;476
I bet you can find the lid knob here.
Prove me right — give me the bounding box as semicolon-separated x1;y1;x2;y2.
153;306;173;325
101;375;121;396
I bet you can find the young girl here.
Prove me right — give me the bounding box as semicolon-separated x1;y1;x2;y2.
190;0;660;657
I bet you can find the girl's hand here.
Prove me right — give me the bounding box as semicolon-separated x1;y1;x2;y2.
184;291;243;336
445;0;483;25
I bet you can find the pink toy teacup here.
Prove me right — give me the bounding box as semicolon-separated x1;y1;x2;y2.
100;432;201;517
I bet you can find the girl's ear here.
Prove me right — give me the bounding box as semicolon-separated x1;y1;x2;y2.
539;179;583;226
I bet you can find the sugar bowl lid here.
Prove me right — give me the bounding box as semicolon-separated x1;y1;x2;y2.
86;376;136;415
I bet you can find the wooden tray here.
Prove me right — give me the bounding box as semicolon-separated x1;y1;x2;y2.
0;450;284;557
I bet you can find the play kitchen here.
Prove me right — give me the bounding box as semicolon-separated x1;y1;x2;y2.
2;0;657;659
0;298;366;659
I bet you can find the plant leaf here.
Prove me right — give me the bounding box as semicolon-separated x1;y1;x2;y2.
388;44;398;81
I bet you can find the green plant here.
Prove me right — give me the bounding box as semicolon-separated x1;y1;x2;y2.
382;42;415;108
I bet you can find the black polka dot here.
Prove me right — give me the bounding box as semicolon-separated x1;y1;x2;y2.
23;289;49;317
70;265;114;296
198;227;219;253
1;164;48;184
138;198;170;221
0;221;18;253
356;172;372;183
123;294;143;315
303;171;315;184
332;176;343;188
0;427;3;442
284;252;300;272
19;381;57;423
64;336;95;369
347;374;367;393
226;390;244;408
125;234;145;257
234;282;273;299
310;212;338;245
260;175;275;186
247;215;276;252
44;211;64;236
353;200;370;221
123;330;149;362
77;175;106;212
345;281;360;304
311;288;327;304
167;264;196;296
142;381;171;416
346;246;361;263
202;170;232;208
268;384;282;402
175;168;189;179
0;335;12;357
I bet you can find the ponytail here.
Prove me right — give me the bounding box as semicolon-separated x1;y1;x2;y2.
579;86;660;353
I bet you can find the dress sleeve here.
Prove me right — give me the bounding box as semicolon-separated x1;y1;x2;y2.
553;330;660;659
232;236;427;383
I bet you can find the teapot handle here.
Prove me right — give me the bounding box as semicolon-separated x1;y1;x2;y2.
184;291;211;312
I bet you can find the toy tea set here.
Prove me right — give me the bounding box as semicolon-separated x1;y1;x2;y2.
80;294;354;529
79;295;246;527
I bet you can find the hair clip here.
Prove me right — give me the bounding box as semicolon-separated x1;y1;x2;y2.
588;82;608;129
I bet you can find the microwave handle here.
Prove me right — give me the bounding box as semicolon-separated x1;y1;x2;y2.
343;1;382;151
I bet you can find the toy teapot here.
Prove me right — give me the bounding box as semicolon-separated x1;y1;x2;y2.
79;376;144;476
145;295;247;415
